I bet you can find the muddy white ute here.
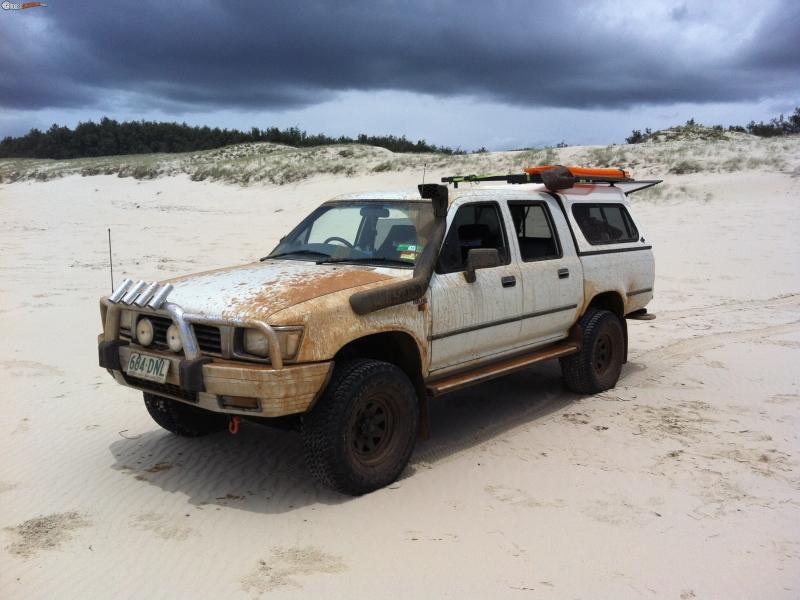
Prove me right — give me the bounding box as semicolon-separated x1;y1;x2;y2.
99;165;659;495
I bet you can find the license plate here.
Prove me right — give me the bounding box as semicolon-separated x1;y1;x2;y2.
126;352;169;383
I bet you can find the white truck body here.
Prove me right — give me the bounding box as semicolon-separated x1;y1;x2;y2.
427;183;653;374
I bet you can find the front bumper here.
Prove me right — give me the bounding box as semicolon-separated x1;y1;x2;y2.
99;340;332;417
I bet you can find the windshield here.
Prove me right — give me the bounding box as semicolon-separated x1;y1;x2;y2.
268;201;435;268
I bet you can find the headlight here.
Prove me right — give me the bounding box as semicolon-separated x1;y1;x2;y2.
166;324;183;352
120;310;134;331
243;328;269;357
241;327;303;361
136;317;154;346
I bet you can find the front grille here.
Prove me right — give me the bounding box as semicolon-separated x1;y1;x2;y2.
133;315;222;356
193;324;222;355
142;315;173;350
123;373;198;403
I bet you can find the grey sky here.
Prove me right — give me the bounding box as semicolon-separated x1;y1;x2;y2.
1;0;798;149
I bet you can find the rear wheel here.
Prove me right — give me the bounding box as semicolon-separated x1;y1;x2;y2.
143;393;227;437
301;359;419;495
560;309;624;394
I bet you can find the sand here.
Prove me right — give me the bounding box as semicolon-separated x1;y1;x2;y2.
1;160;799;598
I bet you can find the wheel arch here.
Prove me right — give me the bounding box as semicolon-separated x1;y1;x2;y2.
333;330;425;399
586;290;624;318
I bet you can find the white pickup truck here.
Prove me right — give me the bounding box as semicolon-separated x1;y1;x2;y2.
98;165;659;494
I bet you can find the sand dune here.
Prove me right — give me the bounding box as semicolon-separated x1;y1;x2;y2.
1;144;799;598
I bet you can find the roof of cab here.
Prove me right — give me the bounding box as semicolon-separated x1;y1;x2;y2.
328;182;627;206
328;190;424;202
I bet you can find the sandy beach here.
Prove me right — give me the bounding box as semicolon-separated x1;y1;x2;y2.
1;148;799;598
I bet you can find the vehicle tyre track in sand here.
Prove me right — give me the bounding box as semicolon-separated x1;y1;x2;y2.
625;320;800;387
413;296;800;469
652;292;800;322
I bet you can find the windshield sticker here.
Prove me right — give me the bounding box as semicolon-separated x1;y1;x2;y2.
399;251;418;261
396;243;422;252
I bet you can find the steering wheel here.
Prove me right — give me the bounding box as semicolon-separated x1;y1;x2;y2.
323;236;354;248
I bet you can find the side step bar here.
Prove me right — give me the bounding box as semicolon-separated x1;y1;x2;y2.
425;342;579;397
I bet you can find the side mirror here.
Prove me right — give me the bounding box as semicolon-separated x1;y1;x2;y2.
464;248;501;283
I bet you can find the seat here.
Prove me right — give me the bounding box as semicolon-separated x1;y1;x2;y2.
377;224;417;257
457;223;492;262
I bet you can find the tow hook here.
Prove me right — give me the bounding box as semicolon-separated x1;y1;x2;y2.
228;415;240;435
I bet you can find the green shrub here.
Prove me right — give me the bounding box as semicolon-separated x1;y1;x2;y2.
669;160;703;174
536;148;557;166
372;161;394;172
131;165;157;179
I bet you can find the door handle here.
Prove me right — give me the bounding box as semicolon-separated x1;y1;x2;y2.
501;275;516;288
558;268;570;279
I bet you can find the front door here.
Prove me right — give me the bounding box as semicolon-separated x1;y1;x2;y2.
428;201;523;372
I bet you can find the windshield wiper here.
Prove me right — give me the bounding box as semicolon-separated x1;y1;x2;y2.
262;250;333;261
315;256;413;267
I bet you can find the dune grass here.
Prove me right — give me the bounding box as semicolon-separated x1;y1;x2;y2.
0;135;796;186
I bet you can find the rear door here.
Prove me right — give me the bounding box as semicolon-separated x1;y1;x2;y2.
507;196;582;345
428;199;523;372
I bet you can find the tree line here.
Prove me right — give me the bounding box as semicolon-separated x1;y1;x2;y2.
0;117;465;159
626;107;800;144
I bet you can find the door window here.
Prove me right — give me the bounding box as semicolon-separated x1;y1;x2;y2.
437;203;509;274
508;202;562;261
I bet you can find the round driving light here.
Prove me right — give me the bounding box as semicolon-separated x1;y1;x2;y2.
166;324;183;353
136;317;154;346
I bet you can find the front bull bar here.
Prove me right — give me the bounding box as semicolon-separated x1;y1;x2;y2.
100;291;285;394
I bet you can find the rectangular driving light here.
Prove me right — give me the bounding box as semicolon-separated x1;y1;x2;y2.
219;396;261;411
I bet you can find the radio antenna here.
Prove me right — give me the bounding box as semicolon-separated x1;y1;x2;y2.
108;228;114;292
422;162;427;185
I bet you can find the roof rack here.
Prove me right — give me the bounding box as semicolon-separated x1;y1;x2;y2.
441;173;533;186
441;164;661;194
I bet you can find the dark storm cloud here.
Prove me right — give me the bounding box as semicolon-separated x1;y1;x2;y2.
739;3;800;70
1;0;798;113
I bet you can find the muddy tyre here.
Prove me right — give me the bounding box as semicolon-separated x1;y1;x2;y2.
143;393;227;437
301;359;419;496
560;309;624;394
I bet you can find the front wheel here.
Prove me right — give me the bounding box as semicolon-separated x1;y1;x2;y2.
560;309;624;394
301;359;419;495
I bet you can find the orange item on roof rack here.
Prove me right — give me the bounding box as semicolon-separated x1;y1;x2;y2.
524;165;631;180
